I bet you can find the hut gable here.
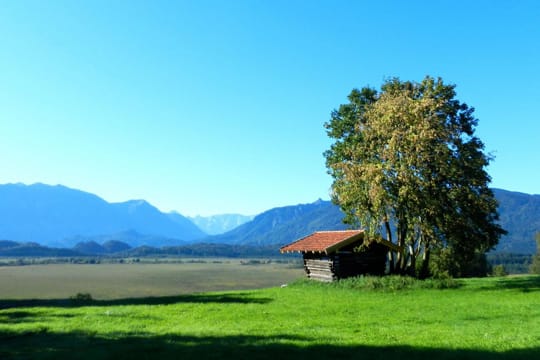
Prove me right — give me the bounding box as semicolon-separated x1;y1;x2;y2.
280;230;389;282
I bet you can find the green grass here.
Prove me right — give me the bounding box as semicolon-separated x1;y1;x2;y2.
1;274;539;359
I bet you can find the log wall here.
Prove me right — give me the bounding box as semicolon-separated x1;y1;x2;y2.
304;258;335;282
302;242;388;281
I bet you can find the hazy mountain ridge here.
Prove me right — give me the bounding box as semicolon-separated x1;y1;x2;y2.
204;199;347;246
205;192;540;253
187;214;254;235
63;230;188;248
73;240;132;255
492;188;540;253
0;183;205;247
0;239;279;258
0;183;538;254
0;240;82;257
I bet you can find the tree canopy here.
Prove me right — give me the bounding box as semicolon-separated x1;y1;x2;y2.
324;76;506;277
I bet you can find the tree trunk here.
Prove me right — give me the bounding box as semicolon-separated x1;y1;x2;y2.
388;251;395;273
419;246;431;279
384;219;398;274
384;219;393;244
395;217;408;274
407;244;416;276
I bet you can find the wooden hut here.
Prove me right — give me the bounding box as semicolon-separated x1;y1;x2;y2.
280;230;391;282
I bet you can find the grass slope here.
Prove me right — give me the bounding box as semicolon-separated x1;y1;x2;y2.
1;276;539;359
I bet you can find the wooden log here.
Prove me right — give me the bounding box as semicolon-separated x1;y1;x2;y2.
308;268;334;276
305;259;333;267
308;273;335;282
306;264;333;272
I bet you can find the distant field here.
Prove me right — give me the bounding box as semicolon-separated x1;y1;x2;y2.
1;276;539;359
0;260;304;300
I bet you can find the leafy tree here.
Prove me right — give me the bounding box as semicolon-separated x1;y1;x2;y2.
530;233;540;274
324;76;506;277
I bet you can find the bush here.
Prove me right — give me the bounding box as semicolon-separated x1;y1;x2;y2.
430;248;490;278
70;292;93;303
530;258;540;274
492;264;508;277
530;233;540;274
332;275;459;291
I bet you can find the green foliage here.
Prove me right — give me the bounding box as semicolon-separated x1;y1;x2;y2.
487;252;532;274
530;232;540;274
332;275;460;291
1;276;539;359
324;76;506;276
70;292;93;303
430;248;490;278
492;265;508;277
292;275;460;291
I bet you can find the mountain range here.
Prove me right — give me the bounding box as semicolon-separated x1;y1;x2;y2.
0;183;204;247
204;199;346;245
188;214;254;235
0;183;539;254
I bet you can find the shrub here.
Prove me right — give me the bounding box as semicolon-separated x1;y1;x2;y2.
70;292;93;304
530;233;540;274
430;248;490;278
333;275;459;291
492;264;508;277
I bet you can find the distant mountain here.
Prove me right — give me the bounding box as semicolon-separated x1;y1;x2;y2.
73;240;132;255
187;214;254;235
0;239;132;257
1;183;538;254
0;183;206;247
0;241;82;257
204;191;540;255
493;188;540;254
73;241;108;255
102;240;132;253
0;239;279;258
206;199;347;246
64;230;187;248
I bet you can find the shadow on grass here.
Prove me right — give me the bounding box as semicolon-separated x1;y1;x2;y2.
493;276;540;292
0;331;537;360
475;275;540;293
0;292;272;310
0;310;75;324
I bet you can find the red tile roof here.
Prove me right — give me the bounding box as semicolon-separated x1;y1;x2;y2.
280;230;364;254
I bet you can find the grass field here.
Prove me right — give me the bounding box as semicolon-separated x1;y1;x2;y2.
1;267;539;359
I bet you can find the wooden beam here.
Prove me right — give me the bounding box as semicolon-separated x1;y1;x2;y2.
376;238;403;252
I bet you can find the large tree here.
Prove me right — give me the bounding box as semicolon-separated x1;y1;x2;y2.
324;76;506;277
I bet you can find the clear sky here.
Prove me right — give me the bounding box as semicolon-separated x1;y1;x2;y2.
1;0;539;216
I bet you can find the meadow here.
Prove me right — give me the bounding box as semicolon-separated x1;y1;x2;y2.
1;262;539;360
0;260;303;300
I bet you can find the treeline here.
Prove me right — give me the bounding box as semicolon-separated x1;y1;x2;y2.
122;243;283;258
1;239;536;274
0;257;303;267
486;252;532;274
0;240;81;257
0;240;288;259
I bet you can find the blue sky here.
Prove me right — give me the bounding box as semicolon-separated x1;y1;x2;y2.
1;0;539;216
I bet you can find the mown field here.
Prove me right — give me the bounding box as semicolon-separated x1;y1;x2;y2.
0;265;539;359
0;260;303;299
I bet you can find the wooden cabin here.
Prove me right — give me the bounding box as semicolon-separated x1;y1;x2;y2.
280;230;391;282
